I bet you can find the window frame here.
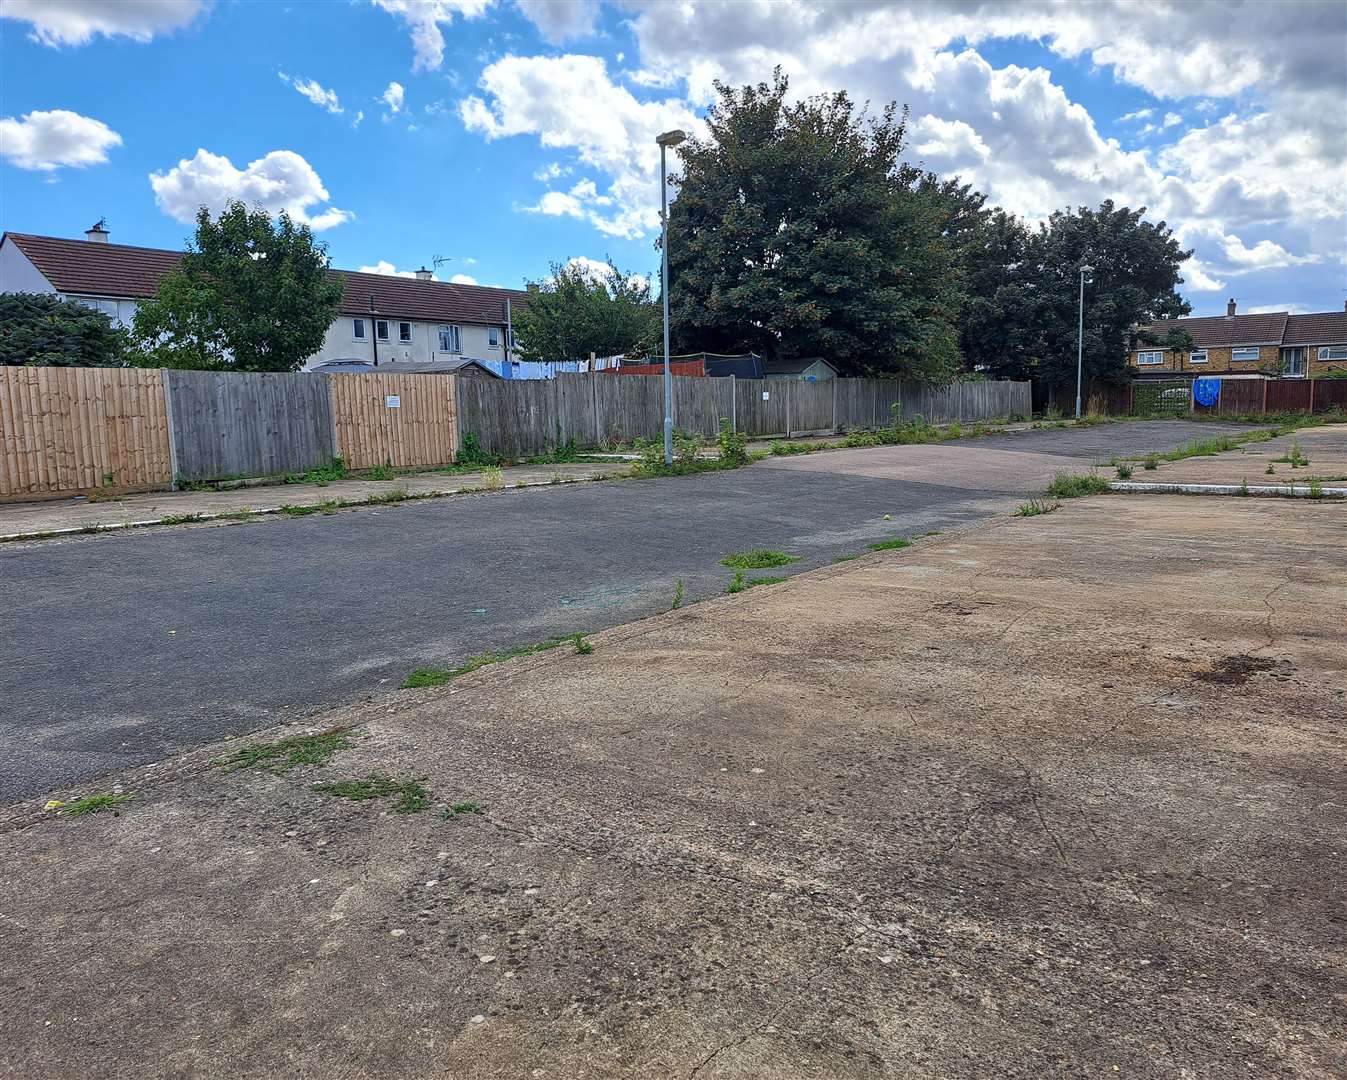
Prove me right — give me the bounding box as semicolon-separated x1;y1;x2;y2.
1231;346;1261;363
1188;350;1208;364
438;324;462;353
352;317;366;340
398;321;413;343
1136;350;1164;366
375;319;390;342
487;326;502;348
1317;344;1347;361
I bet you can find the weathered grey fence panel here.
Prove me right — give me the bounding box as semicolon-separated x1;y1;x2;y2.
166;370;334;482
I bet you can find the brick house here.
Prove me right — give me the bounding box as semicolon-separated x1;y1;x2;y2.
1129;299;1347;380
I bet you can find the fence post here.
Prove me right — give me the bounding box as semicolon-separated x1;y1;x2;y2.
730;377;737;434
1308;377;1316;414
1262;379;1269;414
161;369;181;488
592;373;601;446
785;383;792;438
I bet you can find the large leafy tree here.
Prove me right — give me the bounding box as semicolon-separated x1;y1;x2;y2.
1021;201;1192;388
0;293;129;367
131;202;342;371
665;71;961;381
513;259;657;362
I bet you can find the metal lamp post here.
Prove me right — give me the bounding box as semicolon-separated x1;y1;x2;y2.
1075;264;1093;419
656;129;687;465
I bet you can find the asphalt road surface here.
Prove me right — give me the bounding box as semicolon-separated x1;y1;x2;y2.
0;419;1256;801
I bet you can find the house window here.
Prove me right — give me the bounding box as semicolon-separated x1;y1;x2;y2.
1231;346;1260;362
438;325;461;353
352;318;366;340
488;326;502;348
398;322;412;343
1318;345;1347;361
375;320;390;341
1189;350;1208;364
1136;351;1164;365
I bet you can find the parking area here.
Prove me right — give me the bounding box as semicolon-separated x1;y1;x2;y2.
3;492;1343;1078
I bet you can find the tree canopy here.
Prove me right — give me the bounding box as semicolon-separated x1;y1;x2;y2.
665;71;961;382
131;202;342;372
512;259;657;362
0;293;129;367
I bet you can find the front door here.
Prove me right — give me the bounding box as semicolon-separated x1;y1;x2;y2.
1282;347;1307;377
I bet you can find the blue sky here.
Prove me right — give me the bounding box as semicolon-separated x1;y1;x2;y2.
3;1;1343;315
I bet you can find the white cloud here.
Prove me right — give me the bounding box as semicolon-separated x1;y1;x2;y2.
1180;257;1226;293
1219;234;1320;271
1119;108;1153;123
533;161;566;181
450;273;479;284
358;260;435;278
1161;111;1182;129
279;73;343;114
1248;303;1313;314
0;109;121;171
557;255;649;291
461;53;702;238
515;0;598;43
149;149;353;231
371;0;492;70
381;81;405;116
1;0;206;46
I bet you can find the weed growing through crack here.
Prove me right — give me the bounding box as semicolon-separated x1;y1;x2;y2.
868;538;912;551
58;793;132;817
1015;498;1060;517
573;634;594;655
726;570;747;594
285;459;347;486
1272;440;1310;468
1116;463;1133;479
402;637;577;688
445;800;485;817
747;575;787;587
1265;464;1276;474
219;727;357;773
1238;478;1250;497
770;441;815;456
312;776;431;814
159;512;205;526
1308;478;1325;499
482;467;504;491
363;463;396;481
1143;454;1159;470
720;549;798;570
1046;472;1111;498
832;554;860;563
671;579;685;610
279;501;341;517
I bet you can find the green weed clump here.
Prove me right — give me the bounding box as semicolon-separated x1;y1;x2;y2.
720;549;799;570
1015;498;1060;517
868;538;912;551
1046;472;1112;499
218;727;357;773
770;440;815;456
312;775;431;814
285;458;347;486
402;636;578;688
58;793;132;817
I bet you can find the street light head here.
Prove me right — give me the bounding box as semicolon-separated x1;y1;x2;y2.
656;129;687;147
1080;264;1094;274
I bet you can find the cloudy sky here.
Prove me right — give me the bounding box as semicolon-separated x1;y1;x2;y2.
2;0;1343;313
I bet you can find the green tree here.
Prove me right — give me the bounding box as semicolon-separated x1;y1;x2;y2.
1021;200;1192;389
512;259;657;362
665;71;961;381
0;293;129;367
131;202;342;371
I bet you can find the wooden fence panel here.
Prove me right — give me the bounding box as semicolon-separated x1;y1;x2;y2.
1265;380;1312;413
329;372;457;469
167;370;334;482
1312;379;1347;413
0;366;171;501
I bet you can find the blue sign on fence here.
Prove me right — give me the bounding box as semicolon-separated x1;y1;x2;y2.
1193;377;1220;408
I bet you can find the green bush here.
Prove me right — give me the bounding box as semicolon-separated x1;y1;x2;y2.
458;432;501;467
1046;471;1112;498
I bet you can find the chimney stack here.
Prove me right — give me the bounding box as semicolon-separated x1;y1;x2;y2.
414;267;433;281
85;219;109;243
1226;297;1237;317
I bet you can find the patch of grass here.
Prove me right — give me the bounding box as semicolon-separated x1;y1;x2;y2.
1046;471;1112;499
747;575;787;586
401;636;576;688
1271;440;1310;467
670;579;684;610
720;549;798;570
158;512;205;526
58;793;132;817
832;554;860;563
218;727;357;773
770;440;815;455
1142;454;1159;470
366;488;411;505
945;421;963;439
445;800;485;817
285;458;347;487
573;634;594;655
1307;478;1325;499
1116;463;1133;479
312;775;431;814
1015;498;1060;517
220;510;254;521
839;409;942;448
362;463;396;481
726;569;747;594
481;466;503;491
279;500;341;516
868;538;912;551
457;433;501;467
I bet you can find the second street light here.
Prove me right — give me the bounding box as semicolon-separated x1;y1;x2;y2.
656;128;686;466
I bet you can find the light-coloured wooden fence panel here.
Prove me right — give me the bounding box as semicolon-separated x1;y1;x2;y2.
167;370;335;482
0;366;171;501
329;372;458;469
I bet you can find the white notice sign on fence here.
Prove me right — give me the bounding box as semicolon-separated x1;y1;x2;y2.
385;395;401;408
761;391;770;401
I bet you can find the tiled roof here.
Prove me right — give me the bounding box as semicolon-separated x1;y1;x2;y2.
6;232;184;298
3;232;528;325
1283;311;1347;346
1135;312;1288;348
